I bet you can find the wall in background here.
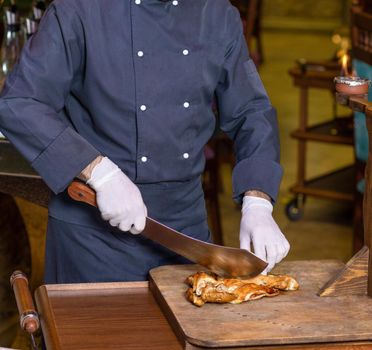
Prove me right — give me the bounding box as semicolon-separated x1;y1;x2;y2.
262;0;351;33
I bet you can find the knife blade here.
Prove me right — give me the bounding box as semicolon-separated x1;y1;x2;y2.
67;181;268;277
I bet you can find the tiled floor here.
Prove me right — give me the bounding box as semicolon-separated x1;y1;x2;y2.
10;30;355;349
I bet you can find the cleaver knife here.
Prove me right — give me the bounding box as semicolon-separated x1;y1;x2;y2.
67;181;268;278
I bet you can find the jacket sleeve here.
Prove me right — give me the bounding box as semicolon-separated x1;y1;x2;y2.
0;3;100;194
215;5;283;203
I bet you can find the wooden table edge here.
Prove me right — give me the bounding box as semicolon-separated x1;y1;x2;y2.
184;341;372;350
35;285;62;350
38;280;148;292
149;274;188;348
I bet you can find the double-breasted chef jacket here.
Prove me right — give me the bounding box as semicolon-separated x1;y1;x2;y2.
0;0;283;283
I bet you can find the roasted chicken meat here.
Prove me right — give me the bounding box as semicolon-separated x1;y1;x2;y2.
185;271;299;307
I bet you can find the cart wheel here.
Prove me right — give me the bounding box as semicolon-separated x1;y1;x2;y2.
285;198;304;221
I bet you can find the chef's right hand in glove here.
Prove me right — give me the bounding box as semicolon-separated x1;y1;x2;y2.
84;156;147;234
239;195;290;274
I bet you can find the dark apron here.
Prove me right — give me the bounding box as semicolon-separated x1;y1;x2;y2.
44;176;210;283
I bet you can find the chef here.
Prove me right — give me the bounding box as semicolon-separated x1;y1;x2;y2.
0;0;289;284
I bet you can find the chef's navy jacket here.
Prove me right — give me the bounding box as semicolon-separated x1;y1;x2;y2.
0;0;283;281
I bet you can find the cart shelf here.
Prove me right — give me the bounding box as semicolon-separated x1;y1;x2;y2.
288;66;340;89
290;165;355;202
290;116;354;145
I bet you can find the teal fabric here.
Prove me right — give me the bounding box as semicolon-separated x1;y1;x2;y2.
354;59;372;194
357;178;365;194
354;59;372;163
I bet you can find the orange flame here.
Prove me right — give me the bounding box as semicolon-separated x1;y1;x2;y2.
340;53;350;77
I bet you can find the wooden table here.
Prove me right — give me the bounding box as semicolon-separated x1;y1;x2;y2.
35;282;182;350
34;260;372;350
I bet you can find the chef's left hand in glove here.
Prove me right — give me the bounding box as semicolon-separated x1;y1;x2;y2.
239;194;290;274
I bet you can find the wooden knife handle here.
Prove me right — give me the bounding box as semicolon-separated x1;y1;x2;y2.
68;181;97;207
10;271;40;334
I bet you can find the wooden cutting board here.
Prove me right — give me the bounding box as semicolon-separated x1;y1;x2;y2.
149;260;372;349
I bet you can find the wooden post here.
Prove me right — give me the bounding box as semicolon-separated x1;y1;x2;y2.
365;107;372;296
297;87;308;186
319;96;372;297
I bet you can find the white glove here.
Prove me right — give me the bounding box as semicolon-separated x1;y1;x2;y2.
239;196;290;274
86;157;147;234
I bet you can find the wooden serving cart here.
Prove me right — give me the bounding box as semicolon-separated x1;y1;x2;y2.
9;258;372;350
286;0;372;221
287;61;355;221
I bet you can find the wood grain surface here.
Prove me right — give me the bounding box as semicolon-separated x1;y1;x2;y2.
364;108;372;295
184;342;372;350
149;261;372;348
318;246;368;296
34;282;182;350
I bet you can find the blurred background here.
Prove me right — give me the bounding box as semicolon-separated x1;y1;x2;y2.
0;0;371;348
